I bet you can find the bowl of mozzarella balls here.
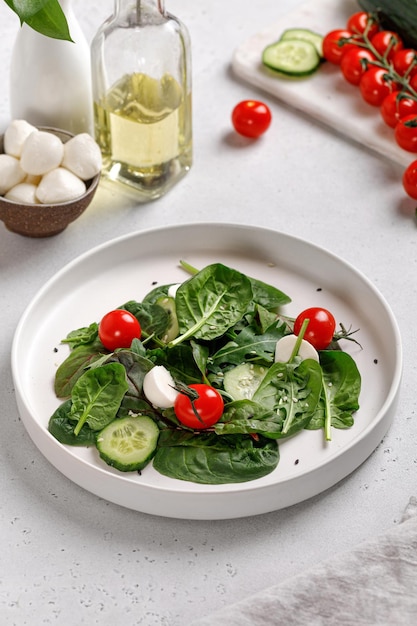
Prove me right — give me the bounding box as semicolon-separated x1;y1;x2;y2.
0;120;102;237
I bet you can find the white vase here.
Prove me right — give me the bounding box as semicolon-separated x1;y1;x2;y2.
9;0;93;134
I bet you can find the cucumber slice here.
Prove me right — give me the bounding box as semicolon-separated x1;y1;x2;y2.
280;28;324;58
262;39;321;76
155;295;179;342
96;415;159;472
223;363;268;401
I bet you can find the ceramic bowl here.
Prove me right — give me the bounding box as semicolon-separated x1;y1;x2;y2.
0;127;100;238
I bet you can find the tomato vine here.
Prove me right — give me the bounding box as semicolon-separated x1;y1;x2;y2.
323;11;417;202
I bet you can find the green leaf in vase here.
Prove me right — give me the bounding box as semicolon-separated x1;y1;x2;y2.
5;0;73;41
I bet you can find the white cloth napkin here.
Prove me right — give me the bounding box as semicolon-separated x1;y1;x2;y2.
191;497;417;626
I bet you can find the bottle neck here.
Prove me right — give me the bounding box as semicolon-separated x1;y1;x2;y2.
114;0;166;19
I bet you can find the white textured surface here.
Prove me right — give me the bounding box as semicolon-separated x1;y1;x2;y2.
1;1;416;625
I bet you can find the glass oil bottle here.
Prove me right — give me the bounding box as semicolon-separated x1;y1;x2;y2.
91;0;192;200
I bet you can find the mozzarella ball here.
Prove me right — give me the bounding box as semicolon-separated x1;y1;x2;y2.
36;168;86;204
62;133;102;180
4;119;38;158
0;154;26;194
274;334;319;363
5;183;39;204
20;131;64;176
167;283;181;298
143;366;179;409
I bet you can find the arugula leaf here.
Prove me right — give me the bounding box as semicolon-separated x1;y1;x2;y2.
252;359;323;437
306;351;361;440
211;320;287;366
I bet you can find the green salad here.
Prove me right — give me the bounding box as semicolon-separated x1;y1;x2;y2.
48;261;361;485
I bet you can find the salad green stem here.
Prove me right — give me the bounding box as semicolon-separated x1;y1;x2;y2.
323;379;333;442
179;260;199;276
289;318;309;362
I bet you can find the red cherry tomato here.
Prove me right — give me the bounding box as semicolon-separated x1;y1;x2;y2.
380;91;417;128
370;30;403;61
402;160;417;199
392;48;417;77
359;66;399;106
293;307;336;351
409;73;417;92
395;114;417;152
231;100;272;138
322;29;356;64
346;11;379;40
99;309;142;351
340;47;376;85
174;384;224;429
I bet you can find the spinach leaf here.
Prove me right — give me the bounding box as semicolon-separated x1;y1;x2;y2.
48;400;96;446
153;430;279;484
121;300;169;339
142;284;175;303
130;338;147;357
190;340;210;380
54;338;106;398
150;343;203;384
211;320;287;366
252;359;323;437
214;399;284;437
306;351;361;440
116;396;160;420
70;363;129;435
256;304;281;334
170;264;253;346
61;322;99;349
107;349;154;400
249;276;291;309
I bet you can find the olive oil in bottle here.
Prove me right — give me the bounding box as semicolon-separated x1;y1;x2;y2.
91;1;192;200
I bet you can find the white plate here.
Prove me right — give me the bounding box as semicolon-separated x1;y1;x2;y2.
12;223;402;520
232;0;412;167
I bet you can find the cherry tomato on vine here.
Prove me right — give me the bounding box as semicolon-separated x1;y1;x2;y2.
402;160;417;199
359;67;399;106
99;309;142;351
293;307;336;351
231;100;272;138
174;384;224;429
370;30;403;61
392;48;417;77
340;47;376;85
322;29;356;64
395;114;417;152
409;73;417;92
380;91;417;128
346;11;379;40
